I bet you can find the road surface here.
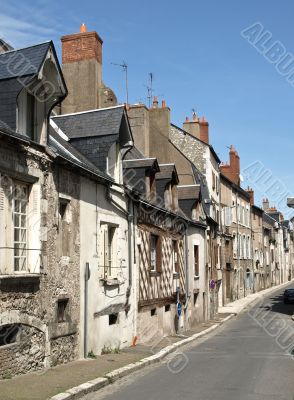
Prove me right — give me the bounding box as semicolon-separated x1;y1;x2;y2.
83;284;294;400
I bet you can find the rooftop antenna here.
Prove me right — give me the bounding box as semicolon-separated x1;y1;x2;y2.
111;61;129;105
145;72;154;107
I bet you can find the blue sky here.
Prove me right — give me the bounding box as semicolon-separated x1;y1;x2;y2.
1;0;294;215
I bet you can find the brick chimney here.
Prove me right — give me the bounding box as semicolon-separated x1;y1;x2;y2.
61;24;116;114
183;113;209;144
246;187;254;205
220;145;240;186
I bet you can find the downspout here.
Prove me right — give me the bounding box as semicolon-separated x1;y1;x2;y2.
183;225;190;310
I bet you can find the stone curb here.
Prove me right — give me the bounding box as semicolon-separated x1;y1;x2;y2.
49;281;293;400
48;316;234;400
218;280;294;315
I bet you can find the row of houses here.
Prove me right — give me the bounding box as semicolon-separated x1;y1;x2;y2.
0;24;293;378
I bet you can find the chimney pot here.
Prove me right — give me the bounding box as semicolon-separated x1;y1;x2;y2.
152;96;158;108
202;116;206;122
198;117;201;122
162;100;166;108
192;112;197;121
185;116;189;122
80;23;87;33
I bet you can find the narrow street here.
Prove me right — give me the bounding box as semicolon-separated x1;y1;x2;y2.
83;284;294;400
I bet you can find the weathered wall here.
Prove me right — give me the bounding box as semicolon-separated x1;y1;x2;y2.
79;177;134;356
0;138;80;377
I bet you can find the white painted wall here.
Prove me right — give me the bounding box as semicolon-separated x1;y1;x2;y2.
79;177;135;357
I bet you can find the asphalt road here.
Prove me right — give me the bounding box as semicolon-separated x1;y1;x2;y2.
83;284;294;400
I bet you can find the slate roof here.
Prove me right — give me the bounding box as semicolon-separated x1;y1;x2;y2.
156;164;179;183
0;42;51;80
49;127;112;182
52;106;125;139
123;158;159;170
124;146;145;160
263;212;277;227
177;185;200;200
192;165;211;217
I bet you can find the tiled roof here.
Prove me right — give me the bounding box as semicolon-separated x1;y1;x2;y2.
0;42;51;80
52;106;125;139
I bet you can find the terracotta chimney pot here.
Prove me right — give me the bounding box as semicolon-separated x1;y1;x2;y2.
80;23;87;33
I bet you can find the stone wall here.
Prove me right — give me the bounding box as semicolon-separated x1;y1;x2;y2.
0;325;45;378
170;125;207;175
0;137;80;377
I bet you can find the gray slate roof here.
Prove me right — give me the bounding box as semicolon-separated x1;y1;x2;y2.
52;106;125;139
178;185;200;200
0;42;51;80
49;127;112;182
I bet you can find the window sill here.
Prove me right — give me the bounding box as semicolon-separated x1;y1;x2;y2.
149;271;161;277
194;275;200;280
0;273;41;280
100;278;122;287
173;272;180;279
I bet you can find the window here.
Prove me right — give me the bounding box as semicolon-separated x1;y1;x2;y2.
165;305;171;312
233;233;237;258
193;292;198;306
57;299;68;323
151;308;156;316
13;184;28;272
0;324;20;346
107;142;121;183
150;234;162;272
100;224;118;279
0;175;41;275
212;171;216;190
109;313;118;325
194;245;199;276
164;183;172;209
172;240;179;273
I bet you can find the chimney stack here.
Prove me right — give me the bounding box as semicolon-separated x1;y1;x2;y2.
220;145;241;186
262;198;269;211
61;24;104;114
182;113;209;144
152;96;159;108
246;187;255;205
199;116;209;144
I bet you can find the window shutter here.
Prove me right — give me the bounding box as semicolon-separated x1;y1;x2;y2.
99;224;108;279
156;236;162;272
28;184;40;273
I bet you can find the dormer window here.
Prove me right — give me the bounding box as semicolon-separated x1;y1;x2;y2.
17;89;38;140
107;142;122;183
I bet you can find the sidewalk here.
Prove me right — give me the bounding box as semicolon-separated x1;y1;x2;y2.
0;316;229;400
0;280;292;400
218;280;293;315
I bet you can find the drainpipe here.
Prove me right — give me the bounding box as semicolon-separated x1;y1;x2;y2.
184;226;190;311
84;262;90;358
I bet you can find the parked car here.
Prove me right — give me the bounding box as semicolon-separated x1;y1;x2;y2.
283;288;294;304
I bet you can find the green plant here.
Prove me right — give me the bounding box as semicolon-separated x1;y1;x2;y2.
87;349;97;359
101;345;120;355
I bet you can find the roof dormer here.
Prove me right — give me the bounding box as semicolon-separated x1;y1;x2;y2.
0;41;67;145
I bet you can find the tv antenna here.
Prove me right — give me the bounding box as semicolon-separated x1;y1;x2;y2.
111;61;129;105
145;72;154;107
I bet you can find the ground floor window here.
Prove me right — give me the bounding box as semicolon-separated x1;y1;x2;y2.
0;324;20;346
